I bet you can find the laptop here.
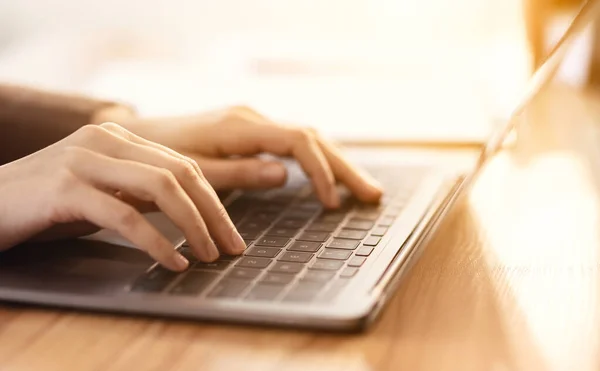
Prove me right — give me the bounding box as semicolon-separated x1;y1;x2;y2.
0;0;596;331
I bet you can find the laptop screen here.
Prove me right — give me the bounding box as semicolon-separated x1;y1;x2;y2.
478;0;600;166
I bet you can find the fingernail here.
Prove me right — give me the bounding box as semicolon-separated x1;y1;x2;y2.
174;253;189;270
231;228;246;253
259;163;286;185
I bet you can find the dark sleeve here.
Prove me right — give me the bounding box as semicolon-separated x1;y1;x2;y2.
0;83;134;165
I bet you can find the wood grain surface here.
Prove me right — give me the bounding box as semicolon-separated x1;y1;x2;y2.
0;84;599;371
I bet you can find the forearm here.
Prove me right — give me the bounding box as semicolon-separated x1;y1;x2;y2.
0;84;135;165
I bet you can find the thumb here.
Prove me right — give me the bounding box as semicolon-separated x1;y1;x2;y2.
194;157;288;190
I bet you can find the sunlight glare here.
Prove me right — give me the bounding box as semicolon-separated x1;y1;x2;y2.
469;151;600;368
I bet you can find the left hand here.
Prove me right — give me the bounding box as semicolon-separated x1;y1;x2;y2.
122;106;383;209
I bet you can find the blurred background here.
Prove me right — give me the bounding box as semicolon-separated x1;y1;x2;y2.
0;0;590;142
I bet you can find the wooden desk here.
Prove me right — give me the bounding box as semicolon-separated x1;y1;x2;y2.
1;85;599;371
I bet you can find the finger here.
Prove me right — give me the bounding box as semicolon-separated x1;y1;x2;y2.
202;120;381;204
191;156;287;190
196;122;339;208
98;123;328;206
89;124;246;255
64;181;189;271
68;147;220;262
287;130;339;208
315;136;384;203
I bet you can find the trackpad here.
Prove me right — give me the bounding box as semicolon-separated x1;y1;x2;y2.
0;212;183;295
0;239;154;295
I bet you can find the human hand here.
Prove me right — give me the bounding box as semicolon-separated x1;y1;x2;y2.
123;106;383;208
0;123;246;271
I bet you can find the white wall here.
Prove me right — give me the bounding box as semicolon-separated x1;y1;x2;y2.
0;0;531;137
0;0;525;49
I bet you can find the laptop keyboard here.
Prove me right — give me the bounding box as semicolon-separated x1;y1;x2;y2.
130;166;427;303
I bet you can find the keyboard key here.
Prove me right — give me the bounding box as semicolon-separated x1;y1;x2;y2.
207;279;250;298
260;273;295;285
296;200;322;210
260;203;287;213
344;220;374;231
227;201;249;212
244;284;285;301
319;249;352;260
131;266;178;293
287;241;322;253
270;262;304;274
255;237;290;248
264;227;299;238
238;220;271;232
219;254;238;260
284;209;316;220
236;257;272;269
278;251;313;263
245;246;281;258
316;212;346;223
192;260;231;271
355;246;374;256
371;226;388;236
226;196;252;210
274;218;306;229
326;239;359;250
340;267;359;278
239;231;262;240
348;256;367;267
247;211;279;222
243;240;253;247
305;222;338;232
227;268;262;280
363;236;381;246
378;216;396;227
302;270;336;282
352;211;380;221
294;281;322;290
282;283;322;302
296;232;330;243
316;280;350;303
335;229;367;240
310;259;344;271
169;271;219;296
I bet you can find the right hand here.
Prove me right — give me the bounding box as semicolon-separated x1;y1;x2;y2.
0;122;246;271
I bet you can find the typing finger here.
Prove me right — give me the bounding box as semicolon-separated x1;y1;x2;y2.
62;180;189;271
68;146;220;262
84;123;245;256
192;156;288;190
315;135;383;203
